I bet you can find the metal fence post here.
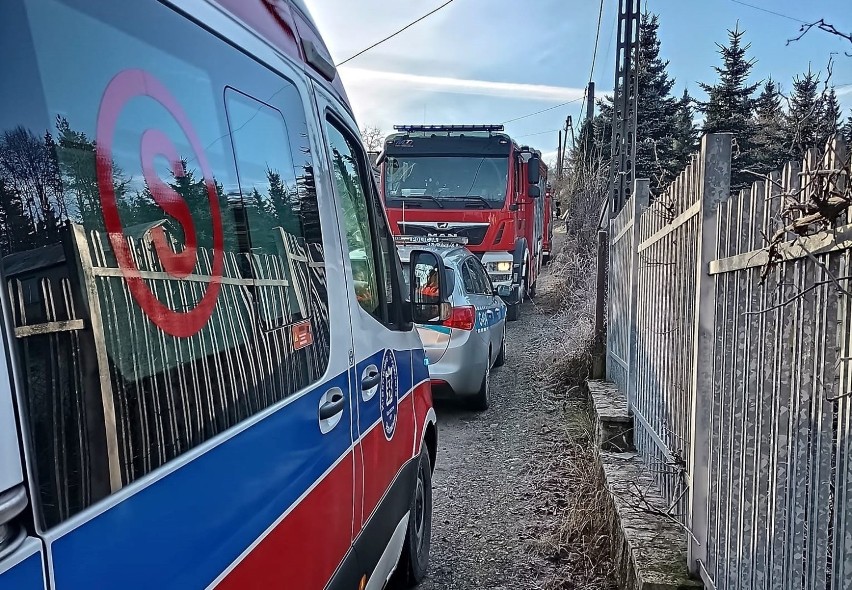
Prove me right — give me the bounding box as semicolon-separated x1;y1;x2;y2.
593;229;608;379
626;179;649;410
688;133;732;575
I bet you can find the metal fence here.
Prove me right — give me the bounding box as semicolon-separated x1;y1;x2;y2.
605;133;852;589
6;221;328;526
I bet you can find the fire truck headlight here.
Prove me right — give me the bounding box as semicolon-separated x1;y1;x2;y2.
487;261;512;272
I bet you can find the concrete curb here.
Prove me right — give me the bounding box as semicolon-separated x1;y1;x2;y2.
587;380;703;590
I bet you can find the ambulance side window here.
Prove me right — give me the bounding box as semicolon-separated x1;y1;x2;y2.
325;118;403;329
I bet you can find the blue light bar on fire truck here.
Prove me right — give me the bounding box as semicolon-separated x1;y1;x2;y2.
393;235;469;247
392;125;504;133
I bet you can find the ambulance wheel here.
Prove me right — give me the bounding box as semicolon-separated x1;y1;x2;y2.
396;446;432;586
469;351;491;411
494;328;506;368
507;303;519;322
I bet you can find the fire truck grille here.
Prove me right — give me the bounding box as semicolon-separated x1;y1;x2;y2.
399;223;489;246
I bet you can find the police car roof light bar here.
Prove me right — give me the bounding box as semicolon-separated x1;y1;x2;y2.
392;124;504;133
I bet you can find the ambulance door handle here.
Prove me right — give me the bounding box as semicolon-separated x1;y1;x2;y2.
361;365;380;402
318;388;345;434
362;367;380;390
319;392;345;420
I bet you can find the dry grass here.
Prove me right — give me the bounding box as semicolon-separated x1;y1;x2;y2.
529;409;618;590
533;236;597;391
526;219;617;589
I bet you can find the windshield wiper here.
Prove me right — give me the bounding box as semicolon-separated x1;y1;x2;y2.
396;194;444;208
450;195;493;209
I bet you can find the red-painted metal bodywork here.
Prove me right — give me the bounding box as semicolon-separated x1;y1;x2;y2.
380;132;550;297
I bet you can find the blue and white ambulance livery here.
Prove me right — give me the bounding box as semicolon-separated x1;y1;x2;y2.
0;1;446;588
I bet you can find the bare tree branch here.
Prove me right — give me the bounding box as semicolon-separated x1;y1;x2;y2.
787;19;852;52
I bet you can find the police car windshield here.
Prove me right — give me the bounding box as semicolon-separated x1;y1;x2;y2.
384;155;509;209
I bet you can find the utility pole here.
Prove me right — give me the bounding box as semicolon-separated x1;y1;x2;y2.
565;115;574;153
593;0;640;380
557;131;563;180
586;81;595;123
609;0;641;220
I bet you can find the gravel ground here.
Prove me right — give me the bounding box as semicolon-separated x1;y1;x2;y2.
416;234;593;590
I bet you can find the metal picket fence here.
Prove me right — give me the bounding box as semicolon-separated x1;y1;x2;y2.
605;133;852;589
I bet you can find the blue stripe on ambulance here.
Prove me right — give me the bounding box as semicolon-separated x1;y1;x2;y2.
44;355;407;590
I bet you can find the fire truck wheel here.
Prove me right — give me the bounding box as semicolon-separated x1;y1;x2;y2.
507;303;519;321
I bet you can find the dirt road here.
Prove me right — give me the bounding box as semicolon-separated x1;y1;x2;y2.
417;235;594;589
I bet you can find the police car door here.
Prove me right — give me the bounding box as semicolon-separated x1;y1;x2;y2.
466;258;502;358
315;90;425;576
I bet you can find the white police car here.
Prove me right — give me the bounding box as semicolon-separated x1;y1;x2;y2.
397;237;508;410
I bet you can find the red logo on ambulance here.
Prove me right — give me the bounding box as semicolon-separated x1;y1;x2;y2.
95;69;224;338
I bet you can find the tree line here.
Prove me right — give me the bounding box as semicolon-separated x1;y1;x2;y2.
569;13;852;199
0;115;321;260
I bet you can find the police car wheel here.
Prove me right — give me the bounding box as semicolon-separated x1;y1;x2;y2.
494;329;506;368
469;352;491;411
396;446;432;586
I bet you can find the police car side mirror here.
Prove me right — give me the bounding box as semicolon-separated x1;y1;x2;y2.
496;285;511;298
409;250;451;325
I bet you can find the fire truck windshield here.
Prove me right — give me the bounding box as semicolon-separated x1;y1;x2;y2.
385;155;509;209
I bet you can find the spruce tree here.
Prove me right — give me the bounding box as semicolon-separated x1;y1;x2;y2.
699;25;760;192
786;68;823;158
842;111;852;144
672;89;699;172
635;13;681;195
752;79;790;174
819;87;842;147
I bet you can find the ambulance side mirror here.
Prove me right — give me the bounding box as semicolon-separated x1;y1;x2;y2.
409;250;451;325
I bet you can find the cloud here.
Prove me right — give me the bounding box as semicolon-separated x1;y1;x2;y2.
339;67;585;102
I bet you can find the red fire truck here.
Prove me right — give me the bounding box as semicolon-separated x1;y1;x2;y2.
542;182;555;265
379;125;549;321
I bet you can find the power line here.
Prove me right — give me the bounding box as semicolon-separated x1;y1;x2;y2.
501;96;584;125
727;0;806;24
336;0;455;66
588;0;606;83
516;128;561;139
501;2;605;127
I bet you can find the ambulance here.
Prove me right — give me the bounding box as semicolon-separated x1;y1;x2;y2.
0;0;441;588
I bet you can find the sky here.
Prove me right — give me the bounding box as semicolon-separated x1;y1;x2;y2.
305;0;851;163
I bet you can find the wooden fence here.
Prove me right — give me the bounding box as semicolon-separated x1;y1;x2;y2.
606;133;852;589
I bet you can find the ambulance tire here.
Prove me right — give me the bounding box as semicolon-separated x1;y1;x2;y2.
397;446;433;586
507;303;519;322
